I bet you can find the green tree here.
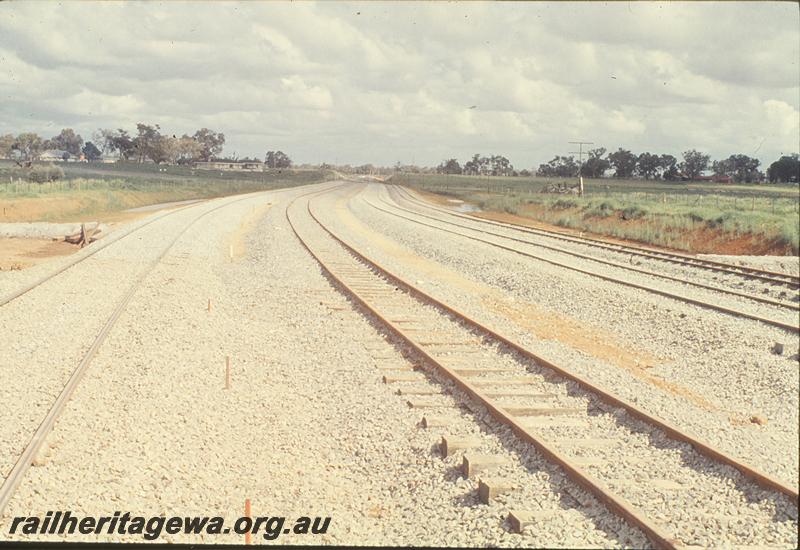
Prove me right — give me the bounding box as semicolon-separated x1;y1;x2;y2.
636;152;661;179
0;133;15;158
436;158;462;174
713;154;762;183
355;164;375;174
50;128;84;156
13;133;44;162
767;154;799;183
265;150;292;169
82;141;102;161
107;129;135;160
193;128;225;161
489;154;514;176
679;149;710;180
463;154;483;175
536;155;578;178
660;154;679;180
176;135;202;164
93;129;118;155
133;123;167;163
580;148;609;178
608;148;637;178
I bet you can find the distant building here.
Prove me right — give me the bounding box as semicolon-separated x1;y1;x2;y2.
96;155;118;164
679;173;732;183
195;161;265;172
39;149;68;161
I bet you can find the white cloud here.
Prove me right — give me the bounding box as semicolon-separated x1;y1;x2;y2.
0;1;797;167
763;100;800;143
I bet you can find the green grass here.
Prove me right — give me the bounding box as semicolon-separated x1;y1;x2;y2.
0;159;330;196
0;160;333;221
393;173;800;254
395;172;800;198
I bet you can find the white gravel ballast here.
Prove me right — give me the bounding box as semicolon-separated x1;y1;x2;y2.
0;182;634;547
1;181;796;548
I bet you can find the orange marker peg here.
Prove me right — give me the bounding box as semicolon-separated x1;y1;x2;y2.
244;498;252;545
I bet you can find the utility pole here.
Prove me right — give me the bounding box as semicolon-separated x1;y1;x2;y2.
569;141;593;197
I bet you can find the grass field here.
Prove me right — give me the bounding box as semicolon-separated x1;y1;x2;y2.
0;160;331;222
393;173;800;255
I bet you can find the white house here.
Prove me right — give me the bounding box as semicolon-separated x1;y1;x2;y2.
39;149;68;161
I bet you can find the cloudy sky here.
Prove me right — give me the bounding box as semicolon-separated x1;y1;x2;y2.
0;1;797;168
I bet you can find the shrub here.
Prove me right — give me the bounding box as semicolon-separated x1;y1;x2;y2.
552;198;579;209
585;201;615;218
708;212;736;229
597;201;615;211
620;205;647;220
26;164;65;183
686;211;705;223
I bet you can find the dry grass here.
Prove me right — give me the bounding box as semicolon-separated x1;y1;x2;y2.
0;161;331;222
395;173;800;255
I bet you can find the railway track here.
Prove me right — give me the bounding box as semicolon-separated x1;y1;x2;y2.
359;185;799;333
287;186;797;549
377;186;799;312
0;184;337;516
0;201;203;308
0;185;319;310
391;183;800;289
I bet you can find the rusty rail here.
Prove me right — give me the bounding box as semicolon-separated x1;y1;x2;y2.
0;184;340;516
393;184;800;288
286;188;798;548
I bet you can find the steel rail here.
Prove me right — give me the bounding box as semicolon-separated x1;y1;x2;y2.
0;184;316;309
367;192;799;312
0;201;203;308
359;191;798;333
392;183;800;288
287;197;682;549
393;182;800;286
0;183;338;516
299;186;798;508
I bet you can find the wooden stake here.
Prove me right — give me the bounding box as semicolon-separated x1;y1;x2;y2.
229;244;234;261
244;498;251;545
225;356;231;390
207;298;212;312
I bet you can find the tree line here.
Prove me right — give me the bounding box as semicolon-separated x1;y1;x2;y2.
95;126;226;164
437;154;523;177
0;126;300;170
435;149;799;184
0;125;226;165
